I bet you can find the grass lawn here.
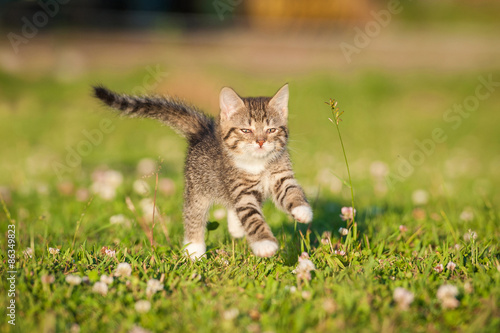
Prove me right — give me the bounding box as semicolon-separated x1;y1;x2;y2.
1;36;499;332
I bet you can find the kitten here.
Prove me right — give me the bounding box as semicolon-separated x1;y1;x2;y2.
93;83;312;259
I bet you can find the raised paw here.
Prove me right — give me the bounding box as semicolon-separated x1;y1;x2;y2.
184;242;206;261
250;239;279;258
291;205;313;224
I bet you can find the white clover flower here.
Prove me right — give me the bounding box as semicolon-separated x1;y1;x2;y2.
115;262;132;277
41;274;55;284
137;158;156;176
338;227;349;236
399;225;408;233
139;198;160;222
23;247;34;259
459;208;474;222
393;287;414;310
411;189;429;206
446;261;457;271
105;249;116;257
48;247;60;255
158;178;175;196
222;308;239;321
65;275;82;286
463;229;477;242
109;214;131;227
146;279;163;296
334;250;346;256
134;300;151;313
91;169;123;200
92;281;108;296
434;264;444;273
369;161;389;178
437;284;458;300
301;291;312;300
133;179;150;196
100;274;114;285
437;284;460;309
340;207;356;221
213;208;227;220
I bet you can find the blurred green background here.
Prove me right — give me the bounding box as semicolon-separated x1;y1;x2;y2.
0;0;499;207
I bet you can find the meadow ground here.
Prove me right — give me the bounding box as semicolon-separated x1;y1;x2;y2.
1;27;500;332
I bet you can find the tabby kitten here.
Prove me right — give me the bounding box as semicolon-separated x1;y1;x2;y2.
93;84;312;259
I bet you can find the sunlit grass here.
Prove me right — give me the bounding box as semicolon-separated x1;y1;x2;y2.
0;67;499;332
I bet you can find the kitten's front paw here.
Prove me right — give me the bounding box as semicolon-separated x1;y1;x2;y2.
291;205;313;224
184;242;206;261
250;239;279;258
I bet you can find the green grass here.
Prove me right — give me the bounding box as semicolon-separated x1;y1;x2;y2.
1;65;499;333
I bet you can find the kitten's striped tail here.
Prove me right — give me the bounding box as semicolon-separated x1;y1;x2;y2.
93;86;214;142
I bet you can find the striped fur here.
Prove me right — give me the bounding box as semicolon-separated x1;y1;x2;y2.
93;83;312;259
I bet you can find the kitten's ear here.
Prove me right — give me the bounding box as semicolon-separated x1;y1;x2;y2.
269;83;289;118
219;87;245;120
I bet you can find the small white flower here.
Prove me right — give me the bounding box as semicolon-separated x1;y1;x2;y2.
296;259;315;273
105;249;116;257
92;281;108;296
24;247;34;258
393;287;414;310
437;284;459;300
48;247;60;255
100;274;114;285
129;325;151;333
459;208;474;222
146;279;163;296
334;250;346;256
65;275;82;286
158;178;175;196
434;264;444;273
133;179;150;196
446;261;457;271
134;300;151;313
115;262;132;277
139;198;160;222
411;189;429;206
137;158;156;176
463;229;477;242
437;284;460;309
340;207;356;221
41;274;55;284
301;291;312;300
213;208;227;220
399;225;408;233
338;227;349;236
222;308;239;321
109;214;131;227
369;161;389;178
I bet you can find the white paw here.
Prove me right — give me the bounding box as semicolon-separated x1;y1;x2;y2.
227;210;245;238
250;240;279;258
184;242;206;260
291;205;313;224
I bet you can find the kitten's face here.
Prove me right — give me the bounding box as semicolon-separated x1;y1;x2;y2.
219;85;289;161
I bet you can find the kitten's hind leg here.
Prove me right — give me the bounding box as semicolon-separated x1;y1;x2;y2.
183;195;210;260
227;209;245;238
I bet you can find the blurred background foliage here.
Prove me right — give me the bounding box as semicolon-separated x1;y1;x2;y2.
0;0;499;208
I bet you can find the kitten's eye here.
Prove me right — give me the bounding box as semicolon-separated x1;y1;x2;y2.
267;128;277;134
240;129;252;134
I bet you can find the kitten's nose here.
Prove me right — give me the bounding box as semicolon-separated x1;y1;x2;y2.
256;139;265;147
